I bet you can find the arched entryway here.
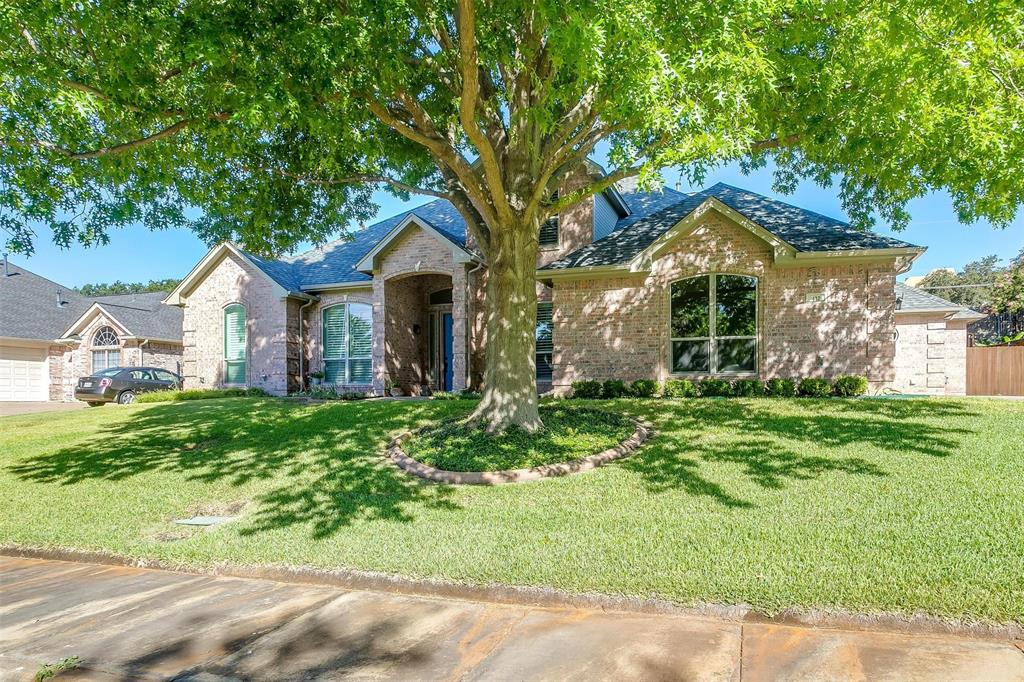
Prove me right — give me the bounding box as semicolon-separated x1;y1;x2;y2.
380;272;465;395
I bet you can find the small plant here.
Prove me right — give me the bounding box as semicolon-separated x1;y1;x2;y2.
698;378;732;397
602;379;629;398
798;377;832;397
832;374;869;397
663;379;698;398
571;380;603;399
629;379;660;398
309;370;325;380
765;377;797;397
459;389;482;399
35;657;81;681
732;378;765;397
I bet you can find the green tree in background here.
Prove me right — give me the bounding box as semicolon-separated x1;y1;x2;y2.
3;0;1022;430
918;255;1007;311
76;279;182;297
990;250;1024;316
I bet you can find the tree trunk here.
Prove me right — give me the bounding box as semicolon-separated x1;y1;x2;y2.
469;219;542;434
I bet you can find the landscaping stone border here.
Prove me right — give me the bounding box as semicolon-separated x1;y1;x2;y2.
387;414;653;485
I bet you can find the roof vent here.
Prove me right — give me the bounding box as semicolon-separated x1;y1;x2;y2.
56;288;68;307
2;253;7;277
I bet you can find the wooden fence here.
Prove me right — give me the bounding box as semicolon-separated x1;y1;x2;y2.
967;346;1024;396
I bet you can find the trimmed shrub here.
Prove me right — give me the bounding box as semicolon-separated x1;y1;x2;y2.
732;378;765;397
571;380;603;399
699;378;733;397
629;379;660;398
602;379;629;398
137;387;269;403
765;378;798;398
663;379;698;398
458;389;482;399
798;377;832;397
833;374;869;397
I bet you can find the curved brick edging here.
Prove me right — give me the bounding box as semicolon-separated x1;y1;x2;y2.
387;416;653;485
2;544;1022;642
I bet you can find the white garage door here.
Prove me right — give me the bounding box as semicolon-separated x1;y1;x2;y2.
0;345;49;401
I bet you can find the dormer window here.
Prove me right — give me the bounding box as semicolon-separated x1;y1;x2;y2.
539;191;559;247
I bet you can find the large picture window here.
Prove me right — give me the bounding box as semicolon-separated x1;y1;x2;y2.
91;325;121;372
322;303;372;384
223;304;247;384
670;274;757;374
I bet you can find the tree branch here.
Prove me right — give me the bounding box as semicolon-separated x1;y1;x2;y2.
32;118;199;160
456;0;511;223
251;166;454;200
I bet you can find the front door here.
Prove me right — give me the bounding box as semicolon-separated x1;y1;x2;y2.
442;313;454;391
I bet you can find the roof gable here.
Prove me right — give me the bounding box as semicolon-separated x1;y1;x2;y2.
541;183;923;273
354;213;477;274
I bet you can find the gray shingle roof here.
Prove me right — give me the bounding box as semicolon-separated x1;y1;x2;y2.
895;282;984;319
0;263;91;341
541;182;919;271
237;181;920;288
0;262;183;342
92;292;184;341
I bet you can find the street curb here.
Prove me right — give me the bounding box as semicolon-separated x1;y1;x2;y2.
388;415;653;485
2;544;1021;643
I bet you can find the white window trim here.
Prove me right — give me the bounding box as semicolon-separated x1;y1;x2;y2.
668;273;759;377
322;303;373;385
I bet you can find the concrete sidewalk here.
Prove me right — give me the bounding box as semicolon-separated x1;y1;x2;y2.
0;557;1021;681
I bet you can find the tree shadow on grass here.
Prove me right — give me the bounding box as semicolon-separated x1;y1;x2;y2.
622;398;978;507
8;399;461;536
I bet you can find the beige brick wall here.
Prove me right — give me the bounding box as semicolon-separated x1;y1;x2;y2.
180;251;291;395
893;313;968;395
550;212;899;391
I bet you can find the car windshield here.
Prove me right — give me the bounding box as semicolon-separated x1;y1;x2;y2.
94;368;123;377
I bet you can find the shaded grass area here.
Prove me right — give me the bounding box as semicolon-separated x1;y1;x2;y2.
2;396;1022;623
403;404;634;471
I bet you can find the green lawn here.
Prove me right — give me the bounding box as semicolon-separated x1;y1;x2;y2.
2;396;1022;623
404;403;634;471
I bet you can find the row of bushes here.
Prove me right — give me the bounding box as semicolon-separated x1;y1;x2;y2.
136;387;270;403
432;390;482;400
571;375;869;399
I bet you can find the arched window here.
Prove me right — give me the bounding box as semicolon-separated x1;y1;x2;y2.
223;304;247;385
670;274;757;374
322;303;372;384
91;326;121;372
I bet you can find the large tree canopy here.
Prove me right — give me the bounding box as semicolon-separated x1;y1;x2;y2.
3;0;1023;430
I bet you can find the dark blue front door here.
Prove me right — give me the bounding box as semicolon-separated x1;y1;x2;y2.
442;313;454;391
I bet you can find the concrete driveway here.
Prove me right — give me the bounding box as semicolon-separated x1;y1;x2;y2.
0;401;86;417
1;557;1022;681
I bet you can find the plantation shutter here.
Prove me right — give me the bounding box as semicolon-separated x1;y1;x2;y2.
536;302;553;381
322;306;346;383
539;192;559;246
224;304;247;384
347;304;372;384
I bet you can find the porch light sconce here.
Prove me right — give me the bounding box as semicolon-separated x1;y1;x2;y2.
413;324;421;335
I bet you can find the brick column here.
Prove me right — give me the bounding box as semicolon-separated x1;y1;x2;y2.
372;275;386;396
452;265;468;391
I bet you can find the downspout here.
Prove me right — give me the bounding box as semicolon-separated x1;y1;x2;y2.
139;338;149;366
298;297;316;392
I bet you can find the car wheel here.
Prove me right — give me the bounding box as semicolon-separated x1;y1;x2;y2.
118;390;136;405
87;401;105;407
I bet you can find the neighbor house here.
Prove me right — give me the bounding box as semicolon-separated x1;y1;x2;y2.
164;168;982;397
0;261;183;401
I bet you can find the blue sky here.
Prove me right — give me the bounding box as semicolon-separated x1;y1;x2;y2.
12;160;1023;289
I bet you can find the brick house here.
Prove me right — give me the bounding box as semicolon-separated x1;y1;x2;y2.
0;261;183;401
164;174;982;397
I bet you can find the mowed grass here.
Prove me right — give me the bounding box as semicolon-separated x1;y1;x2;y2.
404;404;634;471
1;396;1022;623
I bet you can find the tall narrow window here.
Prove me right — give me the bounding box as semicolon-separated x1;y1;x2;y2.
223;304;247;384
670;275;757;374
536;302;553;381
322;303;373;384
91;326;121;372
539;191;559;246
